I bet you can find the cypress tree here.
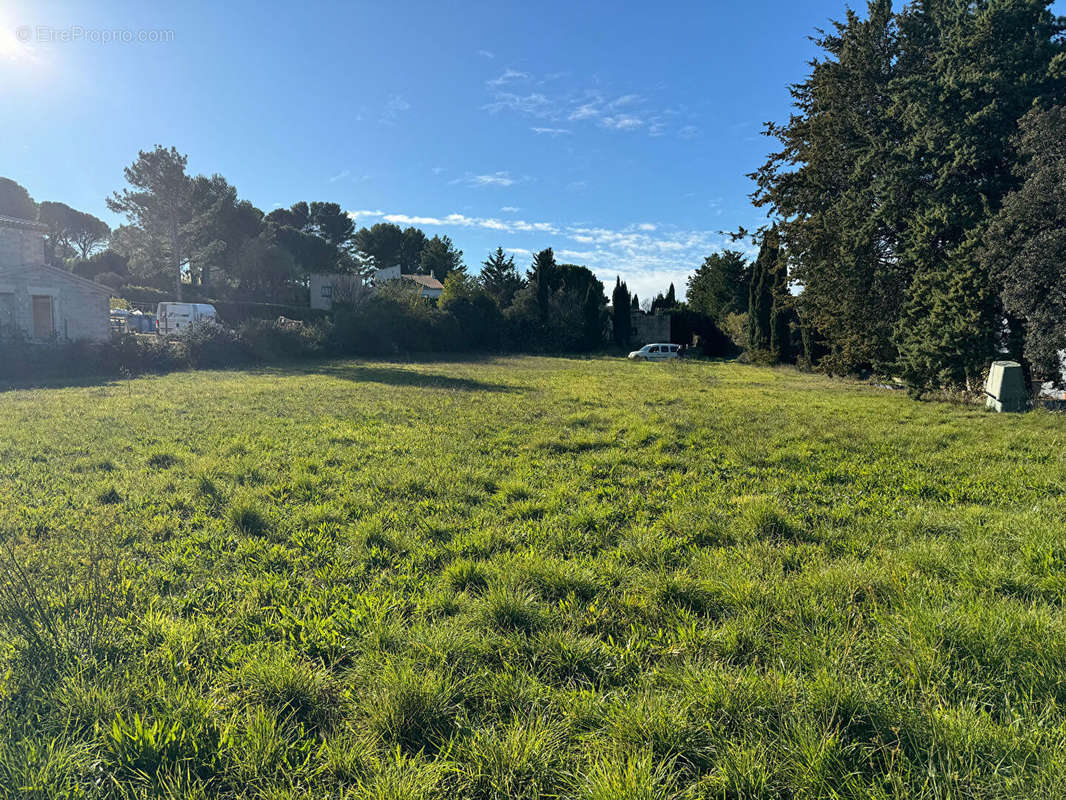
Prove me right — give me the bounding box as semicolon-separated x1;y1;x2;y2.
612;276;632;347
530;247;556;322
747;228;780;355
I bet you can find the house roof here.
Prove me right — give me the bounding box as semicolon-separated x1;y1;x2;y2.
0;262;112;295
0;214;49;232
402;273;444;290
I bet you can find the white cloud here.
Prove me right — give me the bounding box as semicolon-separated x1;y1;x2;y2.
607;94;642;109
602;114;643;130
636;223;657;231
328;169;350;183
531;127;572;136
501;206;520;213
482;92;556;118
568;103;601;121
453;171;518;188
347;209;385;221
487;68;529;87
478;49;495;59
381;95;411;123
678;125;700;140
431;166;446;175
383;214;443;226
483;74;699;139
365;210;558;236
566;180;589;192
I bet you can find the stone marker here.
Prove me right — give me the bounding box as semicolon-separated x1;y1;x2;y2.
984;361;1029;412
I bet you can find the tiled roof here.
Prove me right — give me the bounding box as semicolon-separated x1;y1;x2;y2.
402;273;444;290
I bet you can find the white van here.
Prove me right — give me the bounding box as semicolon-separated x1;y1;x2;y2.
628;343;680;361
156;302;217;335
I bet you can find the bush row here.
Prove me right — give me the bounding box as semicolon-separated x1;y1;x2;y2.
1;293;735;384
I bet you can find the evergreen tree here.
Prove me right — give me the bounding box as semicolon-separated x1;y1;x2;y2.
479;247;523;308
631;294;640;311
752;0;1065;387
981;106;1066;382
107;146;197;300
893;0;1063;391
530;247;556;322
612;276;632;347
420;234;465;282
747;228;783;355
686;250;750;323
751;0;903;374
0;177;38;220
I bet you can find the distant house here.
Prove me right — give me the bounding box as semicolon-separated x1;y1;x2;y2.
373;265;444;299
0;215;110;341
310;273;367;311
630;310;671;346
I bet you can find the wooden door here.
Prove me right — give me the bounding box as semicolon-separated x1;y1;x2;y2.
31;295;53;339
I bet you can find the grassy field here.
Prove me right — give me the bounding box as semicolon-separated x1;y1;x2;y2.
1;356;1065;799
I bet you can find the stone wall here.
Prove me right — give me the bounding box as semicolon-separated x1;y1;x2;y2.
0;216;47;267
630;311;671;346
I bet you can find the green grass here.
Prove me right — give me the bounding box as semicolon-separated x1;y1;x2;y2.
0;355;1065;798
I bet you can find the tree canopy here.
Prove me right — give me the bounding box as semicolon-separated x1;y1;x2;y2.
751;0;1066;388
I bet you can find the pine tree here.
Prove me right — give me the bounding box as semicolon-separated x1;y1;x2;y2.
479;247;523;308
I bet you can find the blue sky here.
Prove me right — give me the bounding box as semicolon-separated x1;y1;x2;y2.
5;1;1058;300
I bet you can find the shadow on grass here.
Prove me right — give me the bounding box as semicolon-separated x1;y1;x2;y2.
294;363;521;393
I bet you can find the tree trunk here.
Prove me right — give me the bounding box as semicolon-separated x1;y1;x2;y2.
171;212;183;302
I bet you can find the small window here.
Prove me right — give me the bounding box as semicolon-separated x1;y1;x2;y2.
648;346;659;353
321;285;333;298
669;345;679;352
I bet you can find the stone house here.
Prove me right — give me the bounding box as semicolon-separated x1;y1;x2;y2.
0;215;110;342
310;273;369;311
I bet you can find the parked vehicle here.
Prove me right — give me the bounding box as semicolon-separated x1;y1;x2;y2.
628;343;680;361
156;302;217;335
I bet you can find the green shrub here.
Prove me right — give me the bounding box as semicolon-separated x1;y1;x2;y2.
239;319;325;362
183;322;250;369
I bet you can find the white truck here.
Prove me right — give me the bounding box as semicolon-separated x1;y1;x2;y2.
156;302;217;336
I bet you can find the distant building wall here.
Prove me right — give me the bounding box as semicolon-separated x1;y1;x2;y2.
310;273;366;310
0;215;47;267
630;311;670;346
